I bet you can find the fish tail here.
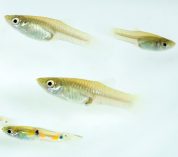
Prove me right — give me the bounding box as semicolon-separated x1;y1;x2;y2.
62;133;82;141
73;134;83;139
101;86;138;106
112;28;138;45
112;90;137;104
55;22;94;45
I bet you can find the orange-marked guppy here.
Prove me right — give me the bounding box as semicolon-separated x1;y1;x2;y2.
2;126;81;142
5;15;92;45
113;28;175;51
37;77;136;106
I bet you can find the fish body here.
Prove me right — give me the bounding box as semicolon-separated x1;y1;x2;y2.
5;15;92;44
113;28;175;51
37;77;135;106
2;126;81;142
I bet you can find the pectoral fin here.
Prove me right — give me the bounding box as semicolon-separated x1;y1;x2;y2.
84;97;93;105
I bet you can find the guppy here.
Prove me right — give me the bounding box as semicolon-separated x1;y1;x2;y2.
5;15;92;44
113;28;175;51
2;126;81;142
37;77;136;106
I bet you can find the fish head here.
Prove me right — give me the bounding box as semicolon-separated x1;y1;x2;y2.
5;15;28;29
2;126;19;138
5;15;53;41
37;77;63;95
2;126;37;140
138;37;176;51
159;38;176;50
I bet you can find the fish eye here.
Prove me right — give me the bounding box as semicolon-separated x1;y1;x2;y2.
7;129;12;134
47;80;55;88
59;135;63;139
35;130;39;135
12;18;20;25
162;42;167;47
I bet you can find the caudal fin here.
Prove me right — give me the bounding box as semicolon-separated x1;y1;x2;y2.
114;90;138;105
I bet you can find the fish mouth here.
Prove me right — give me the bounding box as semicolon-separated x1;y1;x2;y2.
2;126;7;132
4;15;12;22
36;78;45;85
36;77;49;89
171;41;176;47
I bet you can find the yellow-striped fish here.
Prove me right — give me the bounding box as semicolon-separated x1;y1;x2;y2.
37;77;136;106
2;126;81;142
5;15;92;45
113;28;175;51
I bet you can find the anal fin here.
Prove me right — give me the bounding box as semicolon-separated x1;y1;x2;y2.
84;97;93;105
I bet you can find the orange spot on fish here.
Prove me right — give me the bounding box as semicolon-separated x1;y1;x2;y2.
51;135;59;141
39;133;46;139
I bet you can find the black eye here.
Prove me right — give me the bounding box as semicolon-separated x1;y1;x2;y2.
12;18;20;24
47;80;54;87
7;129;12;134
13;19;17;23
35;130;39;135
59;135;63;139
48;82;52;86
163;43;167;47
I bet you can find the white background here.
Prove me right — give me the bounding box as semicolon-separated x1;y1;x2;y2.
0;0;178;157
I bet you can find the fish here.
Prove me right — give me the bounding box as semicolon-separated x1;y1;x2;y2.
37;77;136;106
2;125;82;142
5;15;93;45
113;28;176;51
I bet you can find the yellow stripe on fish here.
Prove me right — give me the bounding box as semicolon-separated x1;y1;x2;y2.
113;28;175;51
37;77;136;106
2;126;81;142
5;15;93;45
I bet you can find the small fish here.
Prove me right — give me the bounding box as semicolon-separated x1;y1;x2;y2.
37;77;136;106
5;15;92;45
2;126;81;142
113;28;175;51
